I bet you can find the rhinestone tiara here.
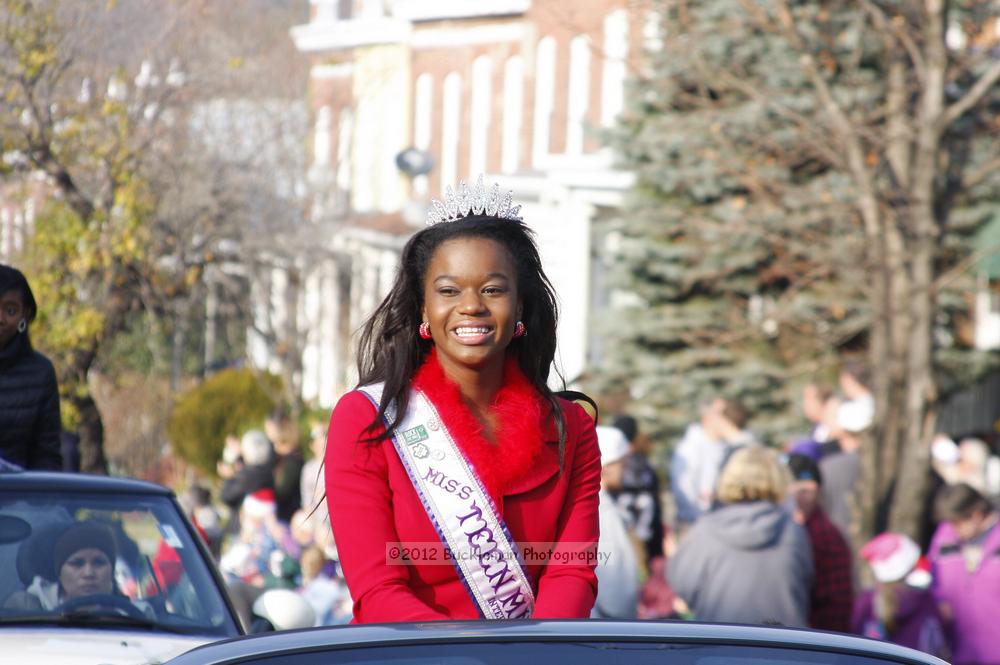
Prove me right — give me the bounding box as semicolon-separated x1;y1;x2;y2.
426;175;523;225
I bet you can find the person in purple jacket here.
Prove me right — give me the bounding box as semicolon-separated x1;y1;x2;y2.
852;532;948;658
928;483;1000;665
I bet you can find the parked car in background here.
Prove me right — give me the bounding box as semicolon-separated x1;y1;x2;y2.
0;471;311;665
166;620;949;665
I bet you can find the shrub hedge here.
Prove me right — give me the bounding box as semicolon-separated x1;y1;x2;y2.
167;368;283;475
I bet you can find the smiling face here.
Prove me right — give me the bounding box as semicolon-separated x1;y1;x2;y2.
422;237;520;379
59;547;114;599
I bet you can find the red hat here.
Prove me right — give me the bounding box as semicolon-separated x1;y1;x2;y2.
242;488;277;519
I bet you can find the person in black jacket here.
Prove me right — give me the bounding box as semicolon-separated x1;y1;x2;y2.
609;414;665;565
220;429;274;539
267;408;304;524
0;265;61;470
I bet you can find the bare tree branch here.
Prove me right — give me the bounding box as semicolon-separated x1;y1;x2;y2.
766;0;885;242
941;56;1000;128
860;0;927;85
962;153;1000;191
933;238;1000;292
699;64;846;169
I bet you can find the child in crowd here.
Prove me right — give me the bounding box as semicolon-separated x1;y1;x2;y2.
852;532;949;658
298;546;351;625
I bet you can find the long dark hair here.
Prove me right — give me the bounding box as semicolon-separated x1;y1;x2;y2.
356;214;567;457
0;264;37;349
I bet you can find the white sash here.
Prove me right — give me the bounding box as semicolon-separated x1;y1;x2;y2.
358;383;535;619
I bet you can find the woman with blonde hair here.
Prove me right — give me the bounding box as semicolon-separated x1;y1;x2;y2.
668;446;813;626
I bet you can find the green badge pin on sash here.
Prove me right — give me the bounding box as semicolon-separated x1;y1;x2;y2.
402;425;429;445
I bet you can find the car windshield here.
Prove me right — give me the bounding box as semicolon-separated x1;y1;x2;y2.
0;489;239;638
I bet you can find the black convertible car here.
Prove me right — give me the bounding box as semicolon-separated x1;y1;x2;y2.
164;619;949;665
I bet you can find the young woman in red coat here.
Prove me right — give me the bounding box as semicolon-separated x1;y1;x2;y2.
325;179;601;623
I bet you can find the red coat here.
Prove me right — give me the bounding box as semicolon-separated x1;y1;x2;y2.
324;363;601;623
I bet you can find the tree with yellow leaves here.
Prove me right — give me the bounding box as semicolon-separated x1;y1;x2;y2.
1;0;308;473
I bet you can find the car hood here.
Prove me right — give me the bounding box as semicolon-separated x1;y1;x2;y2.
0;628;210;665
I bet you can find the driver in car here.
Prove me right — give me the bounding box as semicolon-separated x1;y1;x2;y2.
53;521;117;605
5;520;150;616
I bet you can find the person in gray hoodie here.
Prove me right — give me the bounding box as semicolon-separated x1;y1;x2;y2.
667;446;814;627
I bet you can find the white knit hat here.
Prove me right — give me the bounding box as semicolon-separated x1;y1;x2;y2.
837;396;874;433
931;435;960;465
860;532;921;583
595;425;630;467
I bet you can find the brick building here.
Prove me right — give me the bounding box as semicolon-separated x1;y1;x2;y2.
284;0;652;405
277;1;1000;413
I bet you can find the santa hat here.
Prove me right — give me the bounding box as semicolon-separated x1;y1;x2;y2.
860;532;921;584
595;425;630;467
242;488;277;520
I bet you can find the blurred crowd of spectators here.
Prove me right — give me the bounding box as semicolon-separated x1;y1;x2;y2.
589;360;1000;664
179;409;351;628
175;365;1000;663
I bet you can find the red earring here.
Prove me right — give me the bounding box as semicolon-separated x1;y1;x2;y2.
419;322;432;340
513;321;526;338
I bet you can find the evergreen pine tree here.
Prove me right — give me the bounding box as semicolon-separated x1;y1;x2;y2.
592;0;1000;540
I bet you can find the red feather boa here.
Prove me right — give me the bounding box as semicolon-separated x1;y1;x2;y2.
412;349;545;498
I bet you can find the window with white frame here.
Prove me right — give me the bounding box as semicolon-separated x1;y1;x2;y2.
353;97;375;210
602;9;628;127
567;35;591;155
532;36;556;167
442;72;462;188
644;10;664;52
470;56;493;178
314;0;338;21
414;74;433;150
336;107;354;208
413;73;434;194
314;105;332;167
502;55;524;173
378;66;406;211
